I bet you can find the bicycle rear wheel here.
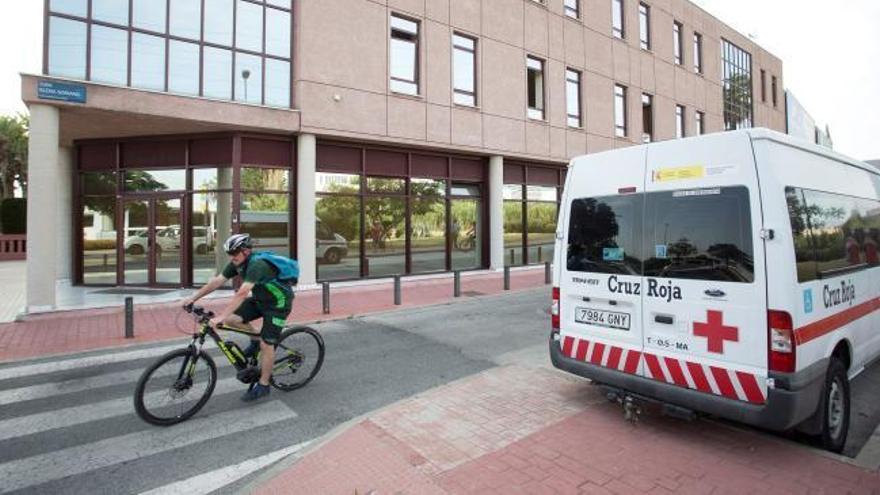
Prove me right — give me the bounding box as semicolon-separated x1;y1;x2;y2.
270;326;325;391
134;348;217;426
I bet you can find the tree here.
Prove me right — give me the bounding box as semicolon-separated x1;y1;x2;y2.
723;73;752;130
0;114;29;199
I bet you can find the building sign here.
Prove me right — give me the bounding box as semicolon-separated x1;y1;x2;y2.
37;80;87;104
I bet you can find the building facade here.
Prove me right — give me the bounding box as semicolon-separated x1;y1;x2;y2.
22;0;785;309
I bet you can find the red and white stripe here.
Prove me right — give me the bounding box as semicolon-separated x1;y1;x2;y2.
560;335;766;405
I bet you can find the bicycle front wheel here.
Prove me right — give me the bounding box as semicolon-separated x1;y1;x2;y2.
134;348;217;426
270;326;325;391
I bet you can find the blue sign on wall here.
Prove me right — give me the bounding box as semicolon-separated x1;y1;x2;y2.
37;80;87;104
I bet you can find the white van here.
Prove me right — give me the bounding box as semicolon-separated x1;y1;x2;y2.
550;128;880;452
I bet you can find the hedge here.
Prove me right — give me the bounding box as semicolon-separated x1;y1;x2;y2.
0;198;26;234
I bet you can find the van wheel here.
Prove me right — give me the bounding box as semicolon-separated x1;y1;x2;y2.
818;358;850;453
323;248;341;264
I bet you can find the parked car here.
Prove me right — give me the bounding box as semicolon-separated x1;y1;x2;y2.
123;226;215;255
317;220;349;264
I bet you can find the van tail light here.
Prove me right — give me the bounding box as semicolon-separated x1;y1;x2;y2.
768;310;796;373
551;287;560;336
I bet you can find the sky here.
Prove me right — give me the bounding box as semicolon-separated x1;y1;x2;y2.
0;1;878;160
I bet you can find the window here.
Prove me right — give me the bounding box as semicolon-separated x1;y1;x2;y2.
131;33;166;91
612;0;625;39
675;104;685;138
644;186;754;282
614;84;627;137
90;25;128;85
527;56;545;120
169;40;200;96
772;76;778;108
641;93;653;143
693;32;703;74
265;58;291;108
133;0;166;33
453;34;476;106
567;194;644;275
48;17;87;79
722;39;753;130
564;0;580;19
203;46;233;99
695;111;704;135
234;52;262;104
390;14;419;96
785;187;880;283
639;3;650;50
236;0;263;53
93;0;129;26
673;21;683;65
566;69;582;127
760;69;766;102
170;0;201;40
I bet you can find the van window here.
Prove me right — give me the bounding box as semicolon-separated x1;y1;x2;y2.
786;186;880;281
566;195;643;275
643;186;754;282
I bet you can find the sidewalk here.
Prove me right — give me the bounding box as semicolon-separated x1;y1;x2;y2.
256;364;880;495
0;267;547;362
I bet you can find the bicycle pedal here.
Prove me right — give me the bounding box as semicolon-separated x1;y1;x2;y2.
236;367;261;384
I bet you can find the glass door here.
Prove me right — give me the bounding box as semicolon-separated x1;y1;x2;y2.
122;196;184;286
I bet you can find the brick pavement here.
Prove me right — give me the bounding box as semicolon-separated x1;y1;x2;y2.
0;268;547;362
257;365;880;495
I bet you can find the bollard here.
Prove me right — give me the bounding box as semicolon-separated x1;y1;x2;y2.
322;281;330;314
394;275;401;305
124;297;134;339
538;245;543;262
454;271;461;297
545;261;551;284
504;266;510;290
509;249;515;265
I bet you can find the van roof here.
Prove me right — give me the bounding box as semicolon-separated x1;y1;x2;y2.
569;128;879;178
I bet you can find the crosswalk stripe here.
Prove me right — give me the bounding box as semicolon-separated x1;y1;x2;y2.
0;342;189;381
138;441;311;495
0;400;297;494
0;356;231;406
0;377;244;441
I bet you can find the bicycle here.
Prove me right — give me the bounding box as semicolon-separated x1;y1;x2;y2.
133;304;325;426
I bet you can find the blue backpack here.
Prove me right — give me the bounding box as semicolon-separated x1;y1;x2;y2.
252;251;300;286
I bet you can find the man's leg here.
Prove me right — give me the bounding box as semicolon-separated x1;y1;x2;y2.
258;340;274;386
226;302;260;357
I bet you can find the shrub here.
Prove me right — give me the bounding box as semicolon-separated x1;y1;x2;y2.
0;198;26;234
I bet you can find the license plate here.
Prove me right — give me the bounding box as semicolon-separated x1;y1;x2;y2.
575;307;630;330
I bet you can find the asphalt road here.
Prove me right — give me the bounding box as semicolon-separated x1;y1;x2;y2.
0;288;877;494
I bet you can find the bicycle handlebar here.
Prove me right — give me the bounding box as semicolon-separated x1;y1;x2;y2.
183;303;215;322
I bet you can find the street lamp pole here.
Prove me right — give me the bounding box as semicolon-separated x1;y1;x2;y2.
242;69;251;101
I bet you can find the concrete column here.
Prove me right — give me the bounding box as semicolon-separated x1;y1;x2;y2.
215;168;233;272
489;155;505;271
55;146;74;283
26;104;60;311
296;134;317;286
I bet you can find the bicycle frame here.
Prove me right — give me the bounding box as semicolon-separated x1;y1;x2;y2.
189;321;258;371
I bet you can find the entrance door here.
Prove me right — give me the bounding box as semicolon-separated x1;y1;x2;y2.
122;196;184;286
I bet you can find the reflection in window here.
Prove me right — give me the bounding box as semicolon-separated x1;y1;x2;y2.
503;184;523;200
527;185;557;201
51;0;88;17
615;84;627;137
566;69;581;127
451;184;480;197
241;168;289;191
612;0;624;39
132;33;166;91
673;21;683;65
411;196;446;273
452;199;481;270
204;47;232;99
528;202;557;263
564;0;580;19
267;0;291;7
91;25;128;85
82;172;117;195
169;40;200;96
235;52;263;104
695;111;704;135
170;0;201;40
124;169;187;192
81;199;117;285
192;191;232;285
265;58;291;108
48;17;87;79
241;193;290;255
453;34;476;106
722;39;753;130
193;168;226;190
133;0;166;33
642;93;653;143
639;3;650;50
365;197;406;276
92;0;129;25
504;201;523;266
266;8;291;58
367;177;405;194
316;196;360;280
567;195;643;275
236;0;263;53
390;15;419;95
316;173;360;193
676;104;685;138
205;0;234;46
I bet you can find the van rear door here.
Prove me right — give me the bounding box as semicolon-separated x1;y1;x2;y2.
641;136;769;405
560;147;647;377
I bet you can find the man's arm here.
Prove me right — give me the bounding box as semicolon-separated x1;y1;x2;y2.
211;281;255;326
182;274;228;306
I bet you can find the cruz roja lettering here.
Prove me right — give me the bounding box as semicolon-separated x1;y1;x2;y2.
608;275;641;295
823;280;856;309
607;276;683;302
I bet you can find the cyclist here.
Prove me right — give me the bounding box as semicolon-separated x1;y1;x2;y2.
181;233;293;402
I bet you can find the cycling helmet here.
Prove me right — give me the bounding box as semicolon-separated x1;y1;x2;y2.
223;233;252;254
